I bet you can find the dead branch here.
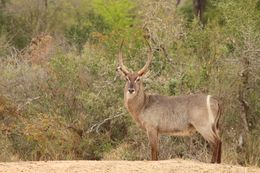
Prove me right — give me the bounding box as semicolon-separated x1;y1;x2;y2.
143;25;200;68
17;96;41;112
87;112;126;134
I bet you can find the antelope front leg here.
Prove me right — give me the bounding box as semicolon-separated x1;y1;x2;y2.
147;128;159;160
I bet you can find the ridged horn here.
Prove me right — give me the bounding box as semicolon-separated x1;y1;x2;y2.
137;39;152;76
117;40;129;75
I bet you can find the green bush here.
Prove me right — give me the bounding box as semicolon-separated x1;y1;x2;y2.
0;0;259;166
65;11;110;53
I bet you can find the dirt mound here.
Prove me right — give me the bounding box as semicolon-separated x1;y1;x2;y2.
0;159;259;173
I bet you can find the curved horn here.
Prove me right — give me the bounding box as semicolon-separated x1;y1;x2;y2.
138;40;152;76
117;40;129;75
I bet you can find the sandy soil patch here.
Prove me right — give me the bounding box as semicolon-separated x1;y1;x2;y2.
0;159;259;173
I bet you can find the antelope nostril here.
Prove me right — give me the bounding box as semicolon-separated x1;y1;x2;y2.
128;88;135;94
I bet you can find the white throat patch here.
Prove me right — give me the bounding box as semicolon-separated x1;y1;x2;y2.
126;91;136;99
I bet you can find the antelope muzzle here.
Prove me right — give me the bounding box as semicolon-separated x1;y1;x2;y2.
128;83;135;94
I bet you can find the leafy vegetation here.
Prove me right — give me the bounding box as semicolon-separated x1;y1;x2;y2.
0;0;259;166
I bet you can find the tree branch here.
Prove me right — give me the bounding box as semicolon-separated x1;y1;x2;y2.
17;96;41;112
87;112;126;134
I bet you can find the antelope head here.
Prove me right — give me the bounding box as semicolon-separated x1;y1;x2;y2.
117;41;152;97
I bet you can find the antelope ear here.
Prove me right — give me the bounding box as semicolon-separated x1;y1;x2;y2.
138;70;150;78
116;66;128;79
138;71;145;77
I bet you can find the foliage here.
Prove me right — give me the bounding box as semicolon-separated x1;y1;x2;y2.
65;10;110;53
92;0;135;30
0;0;259;167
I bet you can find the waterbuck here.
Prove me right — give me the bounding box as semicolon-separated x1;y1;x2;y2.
117;41;222;163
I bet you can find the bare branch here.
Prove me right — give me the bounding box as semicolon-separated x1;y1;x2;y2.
17;96;41;112
87;112;126;134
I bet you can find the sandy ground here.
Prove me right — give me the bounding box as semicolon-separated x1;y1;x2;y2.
0;159;259;173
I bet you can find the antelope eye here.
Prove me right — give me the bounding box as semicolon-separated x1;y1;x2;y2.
135;78;140;82
125;77;130;81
